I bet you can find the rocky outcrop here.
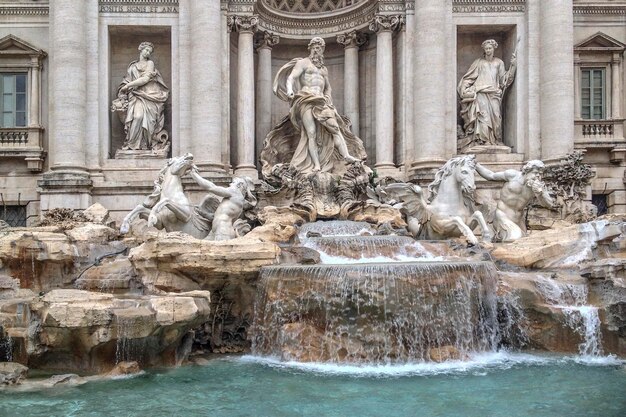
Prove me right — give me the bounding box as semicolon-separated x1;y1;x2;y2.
129;233;280;293
0;289;210;373
0;362;28;385
490;216;624;269
0;224;126;292
498;271;626;357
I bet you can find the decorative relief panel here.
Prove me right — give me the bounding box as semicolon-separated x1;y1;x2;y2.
0;3;48;16
256;0;378;38
263;0;365;14
452;0;525;13
99;0;178;14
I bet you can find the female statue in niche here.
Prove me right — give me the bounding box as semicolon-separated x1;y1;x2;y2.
457;39;516;151
112;41;170;153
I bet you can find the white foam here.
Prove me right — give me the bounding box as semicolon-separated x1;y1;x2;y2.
237;352;622;378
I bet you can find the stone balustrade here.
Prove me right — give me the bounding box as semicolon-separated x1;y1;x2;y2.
575;119;625;142
0;127;45;171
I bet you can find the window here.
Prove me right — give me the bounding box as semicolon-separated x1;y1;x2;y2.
581;68;605;120
0;204;26;227
0;73;27;127
591;194;608;216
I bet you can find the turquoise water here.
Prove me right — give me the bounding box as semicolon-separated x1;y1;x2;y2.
1;353;625;417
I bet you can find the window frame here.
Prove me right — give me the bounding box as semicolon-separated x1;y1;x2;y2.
0;72;28;128
580;67;606;120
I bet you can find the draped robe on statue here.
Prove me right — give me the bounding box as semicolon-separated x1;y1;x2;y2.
118;61;169;150
260;58;367;178
457;57;515;147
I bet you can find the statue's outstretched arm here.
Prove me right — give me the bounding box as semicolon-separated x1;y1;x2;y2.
477;164;518;182
190;167;232;198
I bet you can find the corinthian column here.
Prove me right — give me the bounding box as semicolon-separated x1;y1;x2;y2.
189;0;224;171
231;15;259;179
540;0;574;161
337;31;366;137
39;0;93;211
48;0;88;174
411;0;449;178
370;15;402;177
255;31;279;166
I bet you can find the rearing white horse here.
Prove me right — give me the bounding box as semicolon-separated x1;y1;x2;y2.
385;155;491;245
120;153;215;239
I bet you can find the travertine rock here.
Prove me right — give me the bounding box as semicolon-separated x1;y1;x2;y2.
82;203;113;227
129;232;280;293
0;362;28;385
1;289;211;374
0;225;126;291
243;206;306;243
490;217;625;268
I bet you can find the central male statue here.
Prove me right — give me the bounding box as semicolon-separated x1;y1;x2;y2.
261;37;366;177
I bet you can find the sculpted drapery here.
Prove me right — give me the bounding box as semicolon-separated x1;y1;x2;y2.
116;43;169;151
458;39;516;148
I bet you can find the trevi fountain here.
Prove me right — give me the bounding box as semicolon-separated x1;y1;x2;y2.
0;1;625;416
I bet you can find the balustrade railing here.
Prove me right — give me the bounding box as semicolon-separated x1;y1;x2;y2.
581;121;614;137
0;128;29;147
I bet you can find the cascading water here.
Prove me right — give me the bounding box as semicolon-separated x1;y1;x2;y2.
535;275;603;356
0;326;13;362
251;220;501;363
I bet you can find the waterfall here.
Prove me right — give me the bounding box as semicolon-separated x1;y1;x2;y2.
535;275;603;356
301;236;445;264
251;262;499;363
298;220;375;239
0;326;13;362
115;314;139;364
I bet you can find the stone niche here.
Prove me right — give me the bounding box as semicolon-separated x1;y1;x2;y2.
456;25;518;151
108;26;172;158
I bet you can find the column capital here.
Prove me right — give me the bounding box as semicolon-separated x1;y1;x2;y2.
254;31;279;50
612;53;622;64
337;31;367;50
369;14;404;34
227;15;259;33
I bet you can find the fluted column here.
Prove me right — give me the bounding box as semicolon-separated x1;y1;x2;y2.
48;0;88;173
574;54;581;119
39;0;93;210
255;31;279;166
189;0;224;171
29;57;40;127
411;0;449;177
231;15;258;179
611;54;621;119
337;31;366;137
540;0;574;161
370;15;402;176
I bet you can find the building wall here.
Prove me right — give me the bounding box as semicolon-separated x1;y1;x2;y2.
0;0;625;223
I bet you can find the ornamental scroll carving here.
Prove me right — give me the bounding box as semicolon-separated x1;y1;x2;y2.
336;31;367;49
254;31;280;50
228;15;259;33
368;15;404;33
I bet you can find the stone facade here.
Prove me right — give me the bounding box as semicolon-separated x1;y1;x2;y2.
0;0;625;224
